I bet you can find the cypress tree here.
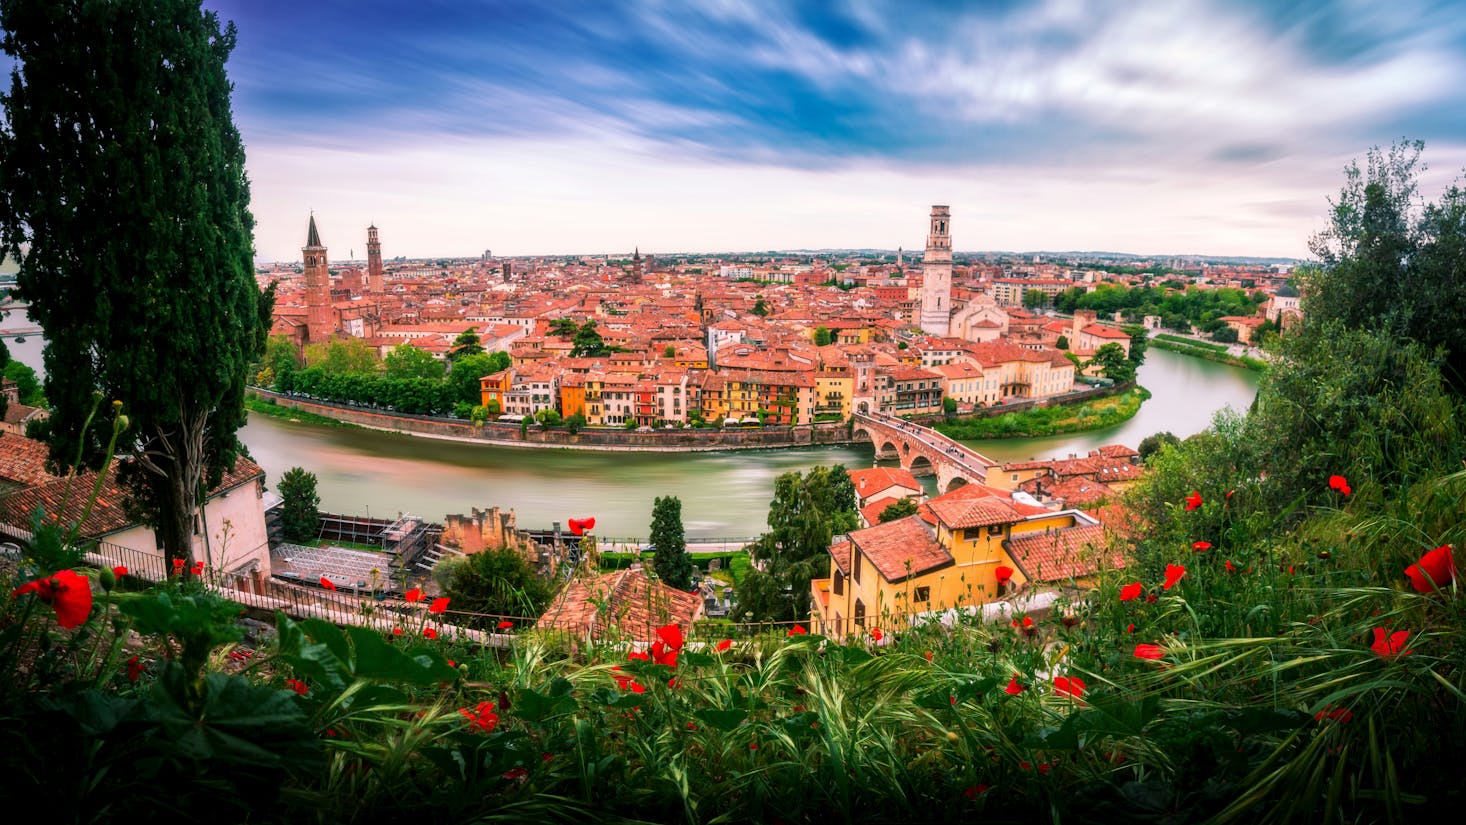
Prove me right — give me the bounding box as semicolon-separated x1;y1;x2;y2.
649;495;692;590
0;1;272;569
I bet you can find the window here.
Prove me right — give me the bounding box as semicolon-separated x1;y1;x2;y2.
853;551;862;584
913;586;930;602
833;571;844;596
988;524;1003;536
854;598;866;628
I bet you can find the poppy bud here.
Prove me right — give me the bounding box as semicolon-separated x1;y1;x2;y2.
99;566;116;592
115;415;129;432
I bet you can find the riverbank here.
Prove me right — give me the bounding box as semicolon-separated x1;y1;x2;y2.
1151;334;1267;371
246;396;364;429
933;385;1151;440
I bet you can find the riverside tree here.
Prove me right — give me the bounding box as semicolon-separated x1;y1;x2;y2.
0;0;272;569
739;466;857;620
649;495;692;590
277;467;320;544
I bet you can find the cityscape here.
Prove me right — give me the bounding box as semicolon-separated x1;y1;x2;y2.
1;2;1464;822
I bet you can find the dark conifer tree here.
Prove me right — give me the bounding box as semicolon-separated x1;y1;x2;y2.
0;0;272;569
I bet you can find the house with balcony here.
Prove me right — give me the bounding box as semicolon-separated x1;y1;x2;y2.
810;482;1120;638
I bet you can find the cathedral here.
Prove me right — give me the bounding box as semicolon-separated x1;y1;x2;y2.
916;205;1008;342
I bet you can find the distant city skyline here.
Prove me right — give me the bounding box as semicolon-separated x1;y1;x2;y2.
202;0;1466;262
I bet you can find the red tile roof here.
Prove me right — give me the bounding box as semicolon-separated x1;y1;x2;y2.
536;567;702;642
1007;524;1123;582
848;515;951;583
924;494;1022;529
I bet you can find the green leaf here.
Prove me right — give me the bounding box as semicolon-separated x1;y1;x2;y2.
515;678;578;723
347;626;456;685
693;708;748;732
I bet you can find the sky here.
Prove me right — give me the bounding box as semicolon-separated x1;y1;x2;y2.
200;0;1466;262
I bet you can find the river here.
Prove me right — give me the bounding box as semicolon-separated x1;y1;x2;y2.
233;347;1259;539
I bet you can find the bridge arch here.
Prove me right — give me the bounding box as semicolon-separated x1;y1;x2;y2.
908;455;935;477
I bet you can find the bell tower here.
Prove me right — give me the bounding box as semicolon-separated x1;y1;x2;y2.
304;214;335;343
367;223;384;293
919;205;953;337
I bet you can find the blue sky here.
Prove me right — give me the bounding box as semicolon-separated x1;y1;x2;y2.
202;0;1466;261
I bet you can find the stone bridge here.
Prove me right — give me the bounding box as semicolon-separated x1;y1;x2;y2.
851;412;999;494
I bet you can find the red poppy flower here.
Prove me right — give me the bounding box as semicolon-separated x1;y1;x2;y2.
112;565;128;577
192;560;205;576
568;516;596;536
1126;623;1136;634
1191;541;1211;552
1053;676;1086;699
1004;675;1024;695
787;624;807;637
716;638;732;652
1404;544;1456;593
171;558;185;574
1060;613;1078;628
1019;761;1033;771
1120;582;1142;601
1369;627;1412;659
870;628;883;641
502;766;528;780
392;627;403;636
1145;593;1157;603
11;570;93;629
924;651;933;662
994;565;1014;583
651;641;678;667
1225;560;1236;573
1315;705;1353;723
497;620;514;630
319;576;336;591
749;742;759;750
286;678;308;696
656;623;684;651
429;597;449;614
423;627;438;639
963;783;990;799
1328;475;1351;496
1184;491;1203;511
126;655;143;682
1225;489;1235;500
1162;564;1186;590
405;587;424;603
628;680;646;694
627;650;651;662
1134;643;1165;660
460;700;499;732
686;722;698;731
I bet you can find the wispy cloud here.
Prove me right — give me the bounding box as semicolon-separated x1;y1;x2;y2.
197;0;1466;259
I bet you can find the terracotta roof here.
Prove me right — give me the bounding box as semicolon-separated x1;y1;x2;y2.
848;515;951;583
1007;524;1123;582
0;435;263;539
829;540;851;575
860;496;904;527
848;467;922;500
924;494;1022;529
536;567;702;642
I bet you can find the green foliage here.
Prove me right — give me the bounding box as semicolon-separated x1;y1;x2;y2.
534;408;562;428
382;344;445;382
485;398;502;415
1304;139;1466;394
1211;325;1239;344
3;358;43;406
877;498;919;523
649;495;692;590
1088;342;1136;382
564;412;586;434
937;386;1150;439
942;396;958;415
277;466;320;543
1123;324;1148;366
435;546;554;618
571;320;608;357
291;367;457;415
751;296;770;317
304;337;380;376
261;334;300;392
1023;288;1048;308
814;326;833;346
1055;334;1069;350
740;466;857;620
448;330;485;361
0;0;272;568
1136;431;1179;462
1055;281;1262;327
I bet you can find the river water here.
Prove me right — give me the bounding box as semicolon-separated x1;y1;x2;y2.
231;347;1259;539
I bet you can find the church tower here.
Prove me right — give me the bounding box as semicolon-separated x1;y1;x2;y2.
629;247;644;284
919;205;953;337
304;214;335;343
367;223;384;293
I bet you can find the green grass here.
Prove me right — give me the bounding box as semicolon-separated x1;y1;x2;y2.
1154;332;1230;352
245;394;363;428
935;385;1151;439
1151;337;1267;371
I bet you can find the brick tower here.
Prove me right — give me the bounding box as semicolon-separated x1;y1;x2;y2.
367;223;384;293
304;214;334;343
919;205;953;337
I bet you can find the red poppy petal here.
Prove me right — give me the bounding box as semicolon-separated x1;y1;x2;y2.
656;623;684;651
429;597;449;614
405;587;423;603
715;638;732;652
1120;582;1142;601
1134;643;1165;660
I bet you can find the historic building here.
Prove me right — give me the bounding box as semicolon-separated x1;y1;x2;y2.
918;205;953;337
303;214;336;344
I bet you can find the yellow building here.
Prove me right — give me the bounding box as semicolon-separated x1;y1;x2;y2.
811;484;1114;637
814;371;852;420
